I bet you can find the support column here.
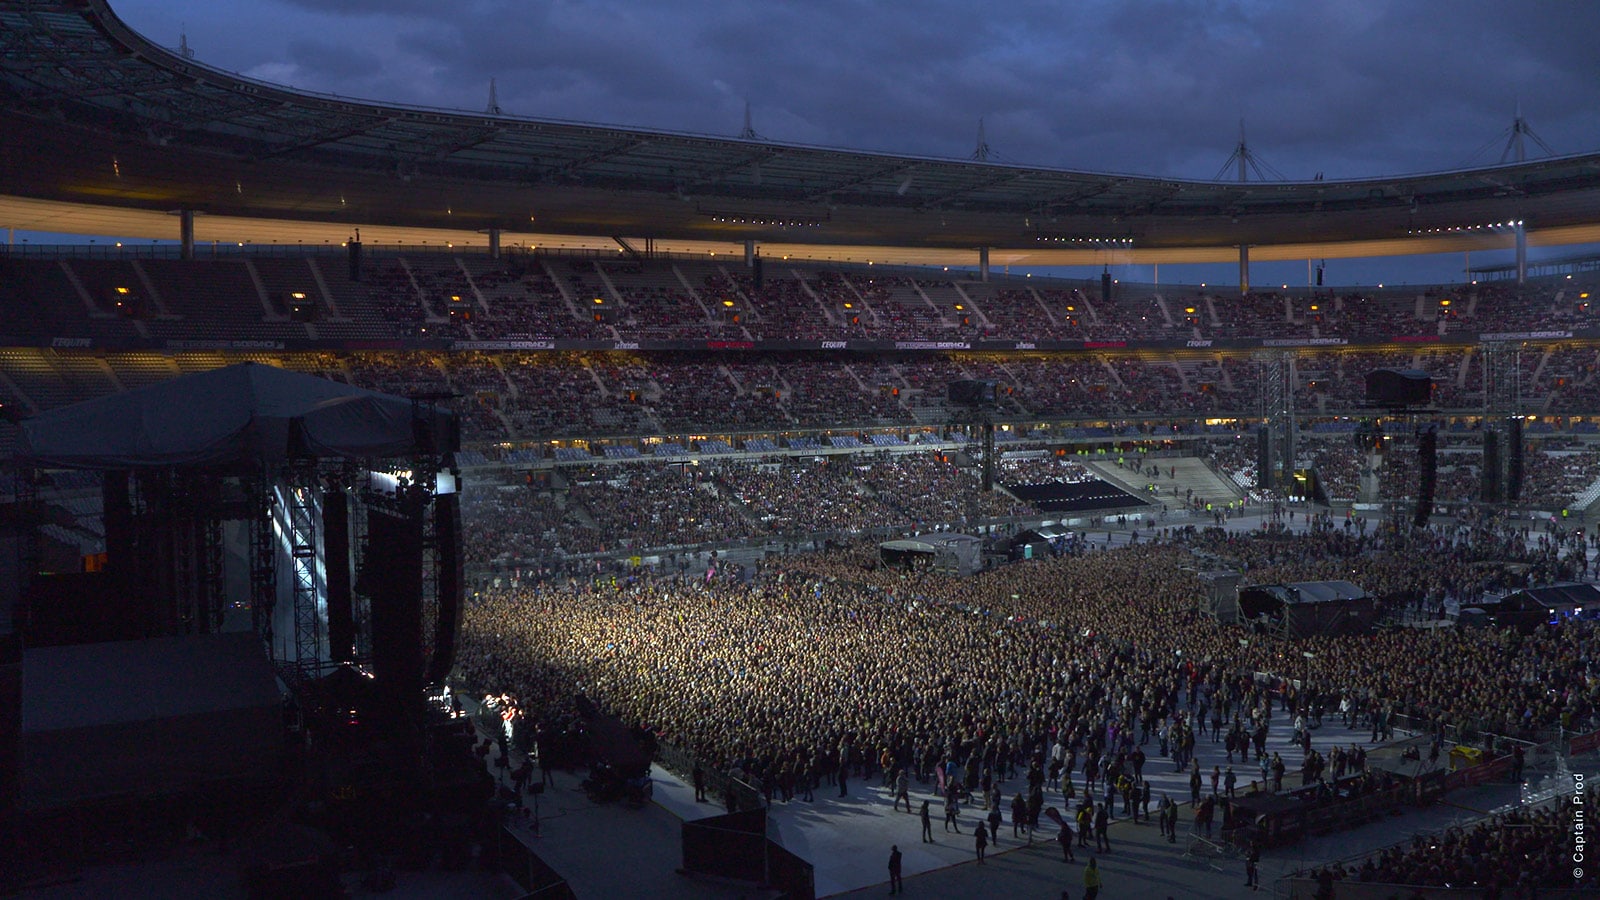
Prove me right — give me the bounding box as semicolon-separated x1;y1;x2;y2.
179;209;195;261
979;246;990;282
1238;244;1250;295
487;227;501;260
744;239;756;268
1514;221;1527;285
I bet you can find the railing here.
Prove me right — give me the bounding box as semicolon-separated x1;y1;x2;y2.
653;739;764;813
4;242;1590;296
1272;732;1588;898
1278;880;1592;900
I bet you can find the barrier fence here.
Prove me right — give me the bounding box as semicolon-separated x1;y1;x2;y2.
496;826;575;900
654;739;764;813
1273;727;1596;899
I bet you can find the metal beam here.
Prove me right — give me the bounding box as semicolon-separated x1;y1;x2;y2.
805;161;918;202
1033;178;1128;212
919;170;1029;210
688;146;784;188
546;137;652;181
257;114;396;160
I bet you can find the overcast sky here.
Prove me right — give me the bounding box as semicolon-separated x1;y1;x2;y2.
72;1;1600;282
111;0;1600;179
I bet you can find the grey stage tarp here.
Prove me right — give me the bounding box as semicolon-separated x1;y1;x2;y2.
18;362;452;469
20;632;282;808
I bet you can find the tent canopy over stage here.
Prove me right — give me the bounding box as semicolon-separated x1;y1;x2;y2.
17;362;457;469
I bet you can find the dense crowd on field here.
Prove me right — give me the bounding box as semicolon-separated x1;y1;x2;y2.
454;515;1598;890
451;512;1600;890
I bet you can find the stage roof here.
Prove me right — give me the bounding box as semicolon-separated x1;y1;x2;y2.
17;362;456;469
5;1;1600;266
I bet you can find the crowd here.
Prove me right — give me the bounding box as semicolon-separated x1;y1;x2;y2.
14;337;1600;445
460;454;1051;566
456;438;1600;569
459;482;576;564
564;466;753;552
1302;779;1595;893
995;455;1098;486
455;526;1599;846
13;254;1600;348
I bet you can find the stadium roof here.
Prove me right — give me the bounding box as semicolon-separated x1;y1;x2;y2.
5;0;1600;266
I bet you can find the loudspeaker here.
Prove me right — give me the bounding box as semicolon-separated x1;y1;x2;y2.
426;493;465;685
752;255;764;291
323;490;353;663
102;470;133;591
1414;428;1437;527
1100;271;1112;305
1506;418;1524;502
1256;425;1273;492
0;634;18;813
948;379;996;407
1481;429;1501;504
364;509;423;703
1365;369;1432;408
1308;468;1329;506
347;240;363;282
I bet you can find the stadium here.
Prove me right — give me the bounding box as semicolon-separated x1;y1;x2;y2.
1;1;1598;898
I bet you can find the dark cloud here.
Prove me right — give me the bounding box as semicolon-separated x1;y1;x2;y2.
107;0;1600;181
283;37;383;82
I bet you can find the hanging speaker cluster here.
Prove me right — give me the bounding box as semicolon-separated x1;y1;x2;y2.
1414;427;1437;527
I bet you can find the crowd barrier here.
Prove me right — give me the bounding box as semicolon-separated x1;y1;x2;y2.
1280;879;1591;900
496;825;576;900
654;740;764;813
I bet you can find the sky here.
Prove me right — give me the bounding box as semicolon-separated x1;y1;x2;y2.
43;0;1600;285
